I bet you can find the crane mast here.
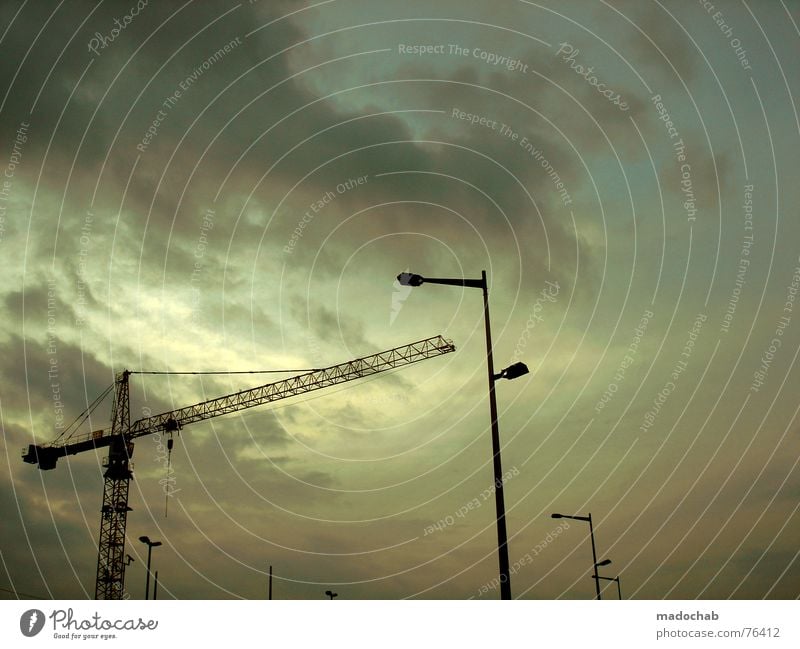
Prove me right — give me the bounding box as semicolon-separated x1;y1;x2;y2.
22;335;455;599
96;371;133;599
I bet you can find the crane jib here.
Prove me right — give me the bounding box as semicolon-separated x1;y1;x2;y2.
22;334;456;471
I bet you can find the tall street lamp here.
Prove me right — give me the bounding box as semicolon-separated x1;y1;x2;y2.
397;271;529;600
138;535;162;600
596;574;622;599
551;513;610;600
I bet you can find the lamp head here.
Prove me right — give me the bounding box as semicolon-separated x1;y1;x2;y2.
139;536;150;544
397;272;424;287
597;559;612;567
499;362;529;380
551;513;563;519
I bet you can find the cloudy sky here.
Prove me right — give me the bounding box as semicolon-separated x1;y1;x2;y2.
1;0;799;600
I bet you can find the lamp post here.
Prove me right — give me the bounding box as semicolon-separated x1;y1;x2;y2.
551;513;609;600
138;536;162;600
596;574;622;599
397;271;529;600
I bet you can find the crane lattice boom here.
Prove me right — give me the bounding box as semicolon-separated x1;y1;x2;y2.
130;334;454;438
23;335;454;469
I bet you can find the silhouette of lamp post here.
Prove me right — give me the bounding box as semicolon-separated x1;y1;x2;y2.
325;590;338;600
138;536;162;600
397;271;529;600
551;513;610;600
596;574;622;599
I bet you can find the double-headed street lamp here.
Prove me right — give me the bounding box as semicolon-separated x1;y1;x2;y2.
397;271;529;600
596;574;622;599
138;535;162;600
551;513;610;600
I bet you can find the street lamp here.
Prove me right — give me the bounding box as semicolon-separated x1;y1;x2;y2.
494;362;529;381
551;512;608;600
138;535;162;600
596;574;622;599
324;590;338;600
397;270;529;600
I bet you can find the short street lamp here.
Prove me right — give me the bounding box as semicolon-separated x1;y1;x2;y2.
138;536;162;600
325;590;338;600
398;271;529;600
551;512;609;600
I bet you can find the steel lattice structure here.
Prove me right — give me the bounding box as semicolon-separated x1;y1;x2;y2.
23;335;455;598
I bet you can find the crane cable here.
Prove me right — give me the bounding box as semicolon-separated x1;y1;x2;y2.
52;363;382;444
52;383;114;445
131;369;321;375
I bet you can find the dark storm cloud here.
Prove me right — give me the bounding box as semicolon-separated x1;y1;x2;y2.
657;146;730;218
0;326;109;425
288;294;369;349
0;2;311;244
0;1;616;248
163;415;341;514
606;0;699;87
2;0;592;296
192;409;294;454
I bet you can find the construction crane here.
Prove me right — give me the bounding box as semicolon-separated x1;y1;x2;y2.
22;335;455;599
